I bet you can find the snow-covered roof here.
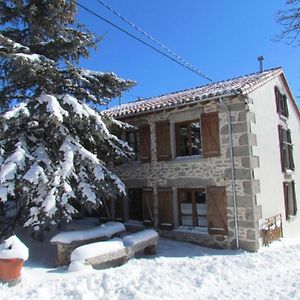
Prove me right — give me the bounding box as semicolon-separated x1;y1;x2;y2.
105;67;283;118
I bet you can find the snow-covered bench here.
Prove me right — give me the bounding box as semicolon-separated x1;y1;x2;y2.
68;229;158;271
50;222;126;266
123;229;158;257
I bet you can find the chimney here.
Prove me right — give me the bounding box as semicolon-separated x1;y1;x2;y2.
257;56;264;72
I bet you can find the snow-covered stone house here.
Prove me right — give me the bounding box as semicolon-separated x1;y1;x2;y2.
104;67;300;251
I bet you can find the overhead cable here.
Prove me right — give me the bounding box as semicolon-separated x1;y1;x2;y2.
73;0;212;82
95;0;212;82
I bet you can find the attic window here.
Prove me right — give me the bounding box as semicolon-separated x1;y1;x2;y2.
275;86;289;118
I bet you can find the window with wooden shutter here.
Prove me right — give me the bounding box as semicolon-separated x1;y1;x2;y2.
278;125;294;172
156;121;171;161
283;181;297;220
142;188;154;227
274;85;289;118
139;124;151;162
206;186;228;235
201;112;220;158
157;188;174;230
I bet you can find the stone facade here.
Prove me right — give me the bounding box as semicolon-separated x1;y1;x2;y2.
113;95;262;252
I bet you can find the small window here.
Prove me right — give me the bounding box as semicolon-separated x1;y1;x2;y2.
178;189;207;228
175;120;201;157
283;181;297;220
278;126;295;171
275;86;289;118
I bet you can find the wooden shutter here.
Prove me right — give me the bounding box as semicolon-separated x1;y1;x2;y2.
282;94;289;118
206;186;228;235
142;188;154;227
139;125;151;162
157;188;174;230
287;129;295;170
201;112;220;158
156;121;171;161
275;86;280;114
278;125;285;171
114;197;124;222
292;181;297;216
283;182;289;220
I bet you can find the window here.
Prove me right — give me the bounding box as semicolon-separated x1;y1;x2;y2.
275;86;289;118
278;126;295;171
283;181;297;220
175;120;201;157
126;124;151;162
126;130;139;161
178;189;207;228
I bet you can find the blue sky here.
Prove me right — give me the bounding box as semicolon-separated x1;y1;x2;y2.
77;1;299;108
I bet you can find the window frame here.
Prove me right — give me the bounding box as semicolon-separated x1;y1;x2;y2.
177;188;207;228
279;126;295;172
175;119;201;157
275;86;289;118
126;130;139;161
283;181;297;220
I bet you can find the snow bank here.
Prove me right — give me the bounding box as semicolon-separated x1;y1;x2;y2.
123;229;158;247
0;235;29;261
70;238;125;262
1;238;300;299
50;222;125;244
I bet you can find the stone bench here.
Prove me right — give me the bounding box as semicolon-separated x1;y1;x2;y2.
68;229;159;270
50;222;126;266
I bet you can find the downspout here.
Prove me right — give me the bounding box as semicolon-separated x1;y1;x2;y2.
219;97;239;249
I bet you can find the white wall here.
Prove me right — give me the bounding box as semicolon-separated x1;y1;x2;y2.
249;76;300;238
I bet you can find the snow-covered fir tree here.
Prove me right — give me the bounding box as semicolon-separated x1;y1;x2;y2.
0;0;135;237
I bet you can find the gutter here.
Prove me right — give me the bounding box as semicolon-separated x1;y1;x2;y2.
219;97;239;249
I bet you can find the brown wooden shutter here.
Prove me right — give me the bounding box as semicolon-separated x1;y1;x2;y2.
292;181;297;216
142;188;154;227
206;186;228;235
278;125;285;171
156;121;171;161
287;129;295;170
283;182;289;220
157;188;174;230
201;112;220;158
139;124;151;162
275;86;280;113
114;196;124;222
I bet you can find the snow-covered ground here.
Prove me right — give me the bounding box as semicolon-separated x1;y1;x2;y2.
1;232;300;300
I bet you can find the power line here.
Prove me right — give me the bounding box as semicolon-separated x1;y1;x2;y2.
73;0;212;82
95;0;212;82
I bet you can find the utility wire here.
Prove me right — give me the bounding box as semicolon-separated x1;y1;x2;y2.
73;0;212;82
95;0;212;82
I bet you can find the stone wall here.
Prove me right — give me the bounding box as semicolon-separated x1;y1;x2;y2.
114;96;262;251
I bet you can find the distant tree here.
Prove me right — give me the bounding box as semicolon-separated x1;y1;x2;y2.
0;0;135;238
276;0;300;45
